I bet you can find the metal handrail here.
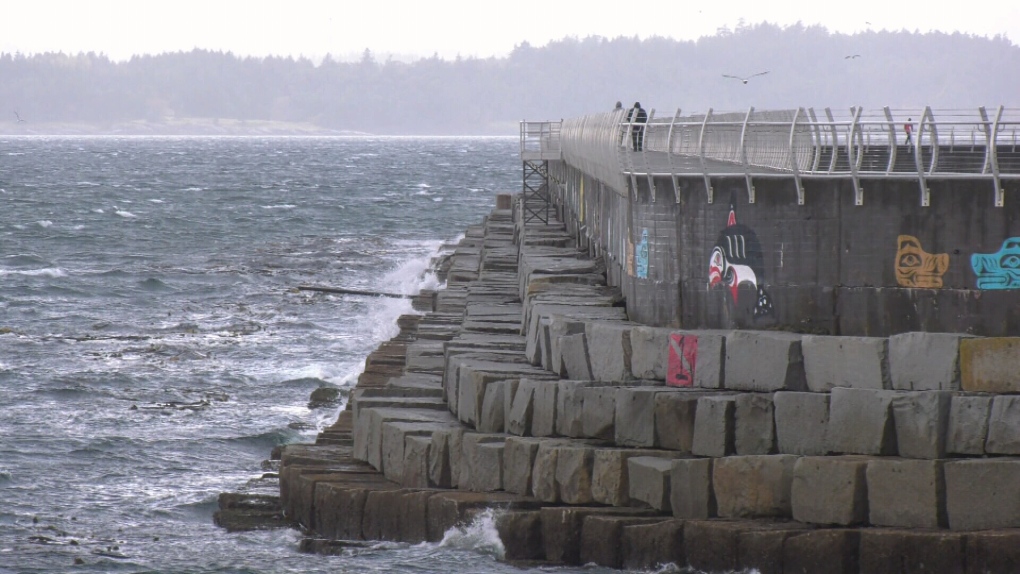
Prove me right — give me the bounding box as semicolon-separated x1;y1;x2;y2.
540;106;1020;206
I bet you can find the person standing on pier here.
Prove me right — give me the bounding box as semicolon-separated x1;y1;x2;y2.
629;102;647;151
904;118;913;148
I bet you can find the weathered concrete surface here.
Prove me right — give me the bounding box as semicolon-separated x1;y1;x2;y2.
559;332;593;381
866;457;946;528
579;515;668;569
581;386;618;441
945;458;1020;530
554;444;596;504
947;394;992;455
629;326;672;381
615;387;669;447
713;455;797;519
782;529;860;574
724;331;807;392
554;380;588;437
502;436;543;496
891;390;952;459
826;388;897;456
585;320;637;383
621;519;685;570
540;506;658;565
627;456;676;511
791;456;870;526
985;395;1020;455
427;427;464;489
774;391;830;456
458;433;505;492
960;337;1020;393
801;334;890;391
653;390;703;452
426;491;541;543
691;395;735;457
670;458;716;519
734;392;776;455
888;332;967;391
494;510;544;562
858;529;965;574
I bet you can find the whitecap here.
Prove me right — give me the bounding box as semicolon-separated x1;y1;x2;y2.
93;208;105;214
36;220;53;228
184;187;204;192
417;183;432;189
115;210;137;218
0;267;66;278
260;204;296;210
432;197;444;202
438;508;505;560
149;199;164;204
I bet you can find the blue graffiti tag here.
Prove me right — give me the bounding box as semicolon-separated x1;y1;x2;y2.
971;237;1020;290
636;229;649;279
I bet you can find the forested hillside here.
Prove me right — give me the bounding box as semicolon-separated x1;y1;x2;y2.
1;23;1017;135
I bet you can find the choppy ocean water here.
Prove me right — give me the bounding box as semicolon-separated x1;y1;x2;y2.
0;136;661;574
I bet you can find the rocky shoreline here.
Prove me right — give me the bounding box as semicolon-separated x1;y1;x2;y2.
216;193;1020;573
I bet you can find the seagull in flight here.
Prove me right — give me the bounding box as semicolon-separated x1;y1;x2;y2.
14;111;25;123
722;71;769;84
845;54;861;59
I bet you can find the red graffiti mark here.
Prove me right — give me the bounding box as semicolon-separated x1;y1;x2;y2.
667;333;698;388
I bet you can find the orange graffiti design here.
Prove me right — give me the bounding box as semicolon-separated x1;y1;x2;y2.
895;235;949;288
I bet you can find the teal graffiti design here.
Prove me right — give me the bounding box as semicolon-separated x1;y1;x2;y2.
636;229;649;279
971;237;1020;290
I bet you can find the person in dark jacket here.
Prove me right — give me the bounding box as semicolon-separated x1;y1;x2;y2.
629;102;647;151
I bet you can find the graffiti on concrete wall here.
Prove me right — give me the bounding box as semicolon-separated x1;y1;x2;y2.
667;333;697;387
894;235;949;288
636;229;649;279
708;202;774;318
971;238;1020;289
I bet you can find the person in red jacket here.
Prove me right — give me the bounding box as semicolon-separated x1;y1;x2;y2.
904;118;913;147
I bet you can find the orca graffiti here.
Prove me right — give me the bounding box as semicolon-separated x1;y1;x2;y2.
707;202;773;318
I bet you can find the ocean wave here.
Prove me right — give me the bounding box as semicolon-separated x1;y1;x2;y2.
0;267;66;278
114;209;137;218
260;204;296;210
437;508;505;560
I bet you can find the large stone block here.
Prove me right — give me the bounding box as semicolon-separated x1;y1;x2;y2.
960;337;1020;393
381;420;452;482
621;520;685;570
560;333;593;381
627;456;675;511
985;395;1020;455
580;515;667;569
774;391;830;456
687;330;727;389
826;388;897;455
891;390;952;459
654;390;703;452
801;334;890;391
965;530;1020;574
713;455;796;518
402;435;431;488
945;458;1020;530
591;448;644;507
670;458;715;519
615;387;668;447
505;379;535;436
427;426;464;488
734;392;776;455
502;436;543;496
531;440;561;503
555;380;588;437
581;386;617;440
947;394;992;455
541;506;657;566
683;520;742;573
888;331;967;391
586;321;635;382
782;529;860;574
791;456;870;526
530;380;558;437
859;530;965;574
866;457;946;528
547;315;587;377
426;491;540;543
458;433;505;492
478;380;508;433
629;326;672;380
724;331;806;392
495;511;544;562
691;395;735;457
737;525;814;574
555;445;597;504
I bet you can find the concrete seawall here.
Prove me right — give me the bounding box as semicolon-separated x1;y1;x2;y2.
268;194;1020;572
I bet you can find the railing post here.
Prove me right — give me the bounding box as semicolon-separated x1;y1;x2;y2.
789;107;806;204
698;109;714;204
987;105;1005;206
848;106;864;205
741;106;756;203
668;108;682;203
883;107;897;174
915;107;932;207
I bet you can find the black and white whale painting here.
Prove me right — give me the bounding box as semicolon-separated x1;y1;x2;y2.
707;202;774;318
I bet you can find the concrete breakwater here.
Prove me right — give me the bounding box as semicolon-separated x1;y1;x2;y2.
264;194;1020;573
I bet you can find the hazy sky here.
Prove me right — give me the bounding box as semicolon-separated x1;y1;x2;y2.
3;0;1017;62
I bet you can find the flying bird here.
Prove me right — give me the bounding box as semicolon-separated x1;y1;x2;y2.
722;71;769;84
14;111;25;123
845;54;861;59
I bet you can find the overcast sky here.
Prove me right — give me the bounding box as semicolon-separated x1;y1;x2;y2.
3;0;1017;62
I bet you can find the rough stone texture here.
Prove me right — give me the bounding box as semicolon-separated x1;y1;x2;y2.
627;456;675;511
653;390;701;452
581;386;617;441
495;511;544;562
426;491;540;543
713;455;797;519
478;380;507;433
505;379;535;436
737;526;815;574
826;387;898;455
531;440;561;503
945;458;1020;530
724;331;807;392
530;380;558;437
555;380;588;437
580;515;667;569
555;445;596;504
591;448;643;507
965;530;1020;574
947;394;992;455
774;391;831;456
691;395;735;457
791;456;870;526
670;458;715;519
502;436;542;496
985;395;1020;455
585;321;635;383
458;433;505;492
629;326;672;380
428;427;465;489
858;529;965;574
782;529;860;574
734;392;777;455
541;506;656;566
801;334;890;391
501;379;520;435
888;331;967;391
547;316;587;377
381;421;458;482
621;520;685;570
560;333;593;381
398;490;436;543
615;387;667;447
402;435;432;488
960;337;1020;393
683;520;742;573
891;390;952;459
866;457;946;528
361;489;407;542
687;330;727;389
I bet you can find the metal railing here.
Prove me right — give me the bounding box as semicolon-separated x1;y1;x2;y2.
520;120;562;162
550;106;1020;207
